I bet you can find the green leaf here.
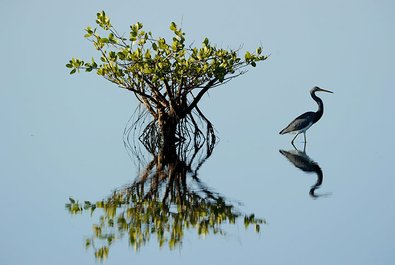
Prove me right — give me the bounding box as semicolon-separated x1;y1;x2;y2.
91;58;97;68
170;22;177;31
203;37;209;46
255;224;260;233
85;239;91;248
144;50;151;59
245;51;252;60
69;69;76;75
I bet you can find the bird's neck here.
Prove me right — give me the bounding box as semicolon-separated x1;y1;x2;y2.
311;91;324;123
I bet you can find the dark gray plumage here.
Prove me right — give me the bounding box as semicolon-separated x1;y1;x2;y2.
279;86;333;144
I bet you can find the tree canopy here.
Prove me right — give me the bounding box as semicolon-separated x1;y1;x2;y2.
67;11;267;122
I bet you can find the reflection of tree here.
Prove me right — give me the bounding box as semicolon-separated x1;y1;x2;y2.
66;118;264;260
279;144;331;199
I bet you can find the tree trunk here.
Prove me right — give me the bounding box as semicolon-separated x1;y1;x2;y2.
157;110;178;170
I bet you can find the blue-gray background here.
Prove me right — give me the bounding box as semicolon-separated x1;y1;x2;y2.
1;0;394;264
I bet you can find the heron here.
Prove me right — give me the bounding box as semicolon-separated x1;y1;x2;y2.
279;86;333;144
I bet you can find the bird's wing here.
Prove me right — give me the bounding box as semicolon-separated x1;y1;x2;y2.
279;112;315;134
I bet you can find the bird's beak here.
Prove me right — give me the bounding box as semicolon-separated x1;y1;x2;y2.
318;88;334;94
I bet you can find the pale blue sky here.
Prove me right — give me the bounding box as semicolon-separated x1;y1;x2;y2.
1;1;395;264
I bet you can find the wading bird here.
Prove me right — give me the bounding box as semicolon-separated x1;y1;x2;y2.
279;86;333;144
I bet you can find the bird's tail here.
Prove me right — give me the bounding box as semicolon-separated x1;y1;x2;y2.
279;128;286;135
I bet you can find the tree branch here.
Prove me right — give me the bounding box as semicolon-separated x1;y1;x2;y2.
163;78;178;113
185;78;218;113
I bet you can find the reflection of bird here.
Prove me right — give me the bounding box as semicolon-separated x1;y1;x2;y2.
279;149;322;198
279;86;333;144
279;147;329;199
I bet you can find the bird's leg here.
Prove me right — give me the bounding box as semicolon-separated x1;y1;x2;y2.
303;141;306;153
292;141;298;150
291;133;299;145
303;132;307;143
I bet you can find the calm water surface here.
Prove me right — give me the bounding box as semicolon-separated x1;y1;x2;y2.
2;85;395;265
